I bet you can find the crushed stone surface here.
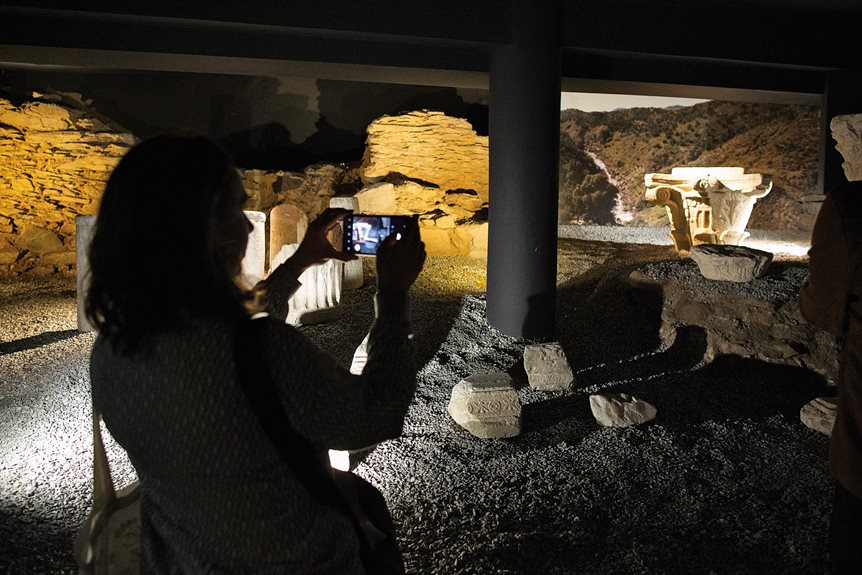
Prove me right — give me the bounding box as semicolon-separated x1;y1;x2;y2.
0;236;835;574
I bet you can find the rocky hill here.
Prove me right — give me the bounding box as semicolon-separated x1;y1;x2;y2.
559;101;820;230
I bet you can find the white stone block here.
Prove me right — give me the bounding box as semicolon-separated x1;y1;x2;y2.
800;396;838;436
589;393;657;427
272;244;343;325
524;342;575;391
448;373;521;439
75;214;97;332
689;244;772;282
242;210;266;283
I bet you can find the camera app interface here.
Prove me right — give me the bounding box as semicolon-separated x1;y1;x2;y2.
345;215;408;255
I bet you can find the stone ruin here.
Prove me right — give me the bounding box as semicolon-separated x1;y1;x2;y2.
354;110;489;258
0;95;135;276
644;167;772;254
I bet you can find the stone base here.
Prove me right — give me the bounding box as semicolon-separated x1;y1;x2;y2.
690;244;773;282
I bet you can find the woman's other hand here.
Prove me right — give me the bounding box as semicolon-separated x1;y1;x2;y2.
376;216;426;293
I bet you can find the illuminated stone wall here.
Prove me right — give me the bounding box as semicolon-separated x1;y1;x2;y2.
360;110;489;256
0;96;135;275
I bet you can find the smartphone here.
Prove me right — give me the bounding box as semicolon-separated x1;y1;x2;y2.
342;214;411;256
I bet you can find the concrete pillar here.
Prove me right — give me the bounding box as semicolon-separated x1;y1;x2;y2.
75;214;97;332
486;0;561;340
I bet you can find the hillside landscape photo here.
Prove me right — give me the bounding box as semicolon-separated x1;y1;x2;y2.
558;100;821;231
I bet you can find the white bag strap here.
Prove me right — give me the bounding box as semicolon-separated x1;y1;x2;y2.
91;404;117;511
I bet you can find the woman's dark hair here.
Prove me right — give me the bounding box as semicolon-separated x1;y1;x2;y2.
86;135;247;351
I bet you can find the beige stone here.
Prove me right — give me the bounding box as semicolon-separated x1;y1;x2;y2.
362;110;489;202
20;226;64;254
589;393;657;427
831;114;862;182
800;396;838;436
445;190;485;212
269;203;308;268
689;244;773;282
393;181;444;213
524;342;575;391
354;182;397;213
448;373;521;439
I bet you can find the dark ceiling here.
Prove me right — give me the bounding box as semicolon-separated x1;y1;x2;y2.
0;1;859;97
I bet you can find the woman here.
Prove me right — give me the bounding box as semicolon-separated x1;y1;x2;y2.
86;135;426;573
799;114;862;574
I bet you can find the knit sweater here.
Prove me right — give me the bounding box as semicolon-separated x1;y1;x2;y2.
90;274;416;574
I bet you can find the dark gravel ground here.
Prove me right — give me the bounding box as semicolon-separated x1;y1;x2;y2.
0;236;835;574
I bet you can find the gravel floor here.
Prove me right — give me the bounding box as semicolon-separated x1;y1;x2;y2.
0;234;835;574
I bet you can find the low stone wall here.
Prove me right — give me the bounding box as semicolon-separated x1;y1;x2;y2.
631;259;839;382
0;95;135;276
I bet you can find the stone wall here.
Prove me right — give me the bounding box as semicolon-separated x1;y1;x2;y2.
358;110;489;256
0;95;135;275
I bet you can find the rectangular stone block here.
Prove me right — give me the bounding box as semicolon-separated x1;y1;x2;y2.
524;342;574;391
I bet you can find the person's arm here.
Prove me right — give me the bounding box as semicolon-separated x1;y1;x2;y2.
262;216;426;450
258;208;357;321
800;194;852;337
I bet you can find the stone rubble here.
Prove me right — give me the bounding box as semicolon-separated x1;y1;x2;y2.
689;244;773;282
589;393;657;427
800;396;838;436
448;372;522;439
523;342;575;391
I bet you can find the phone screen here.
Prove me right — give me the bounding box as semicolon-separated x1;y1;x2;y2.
343;214;411;255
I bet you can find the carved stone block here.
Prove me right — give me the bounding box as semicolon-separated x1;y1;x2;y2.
690;244;773;282
523;342;575;391
272;244;343;325
448;373;521;438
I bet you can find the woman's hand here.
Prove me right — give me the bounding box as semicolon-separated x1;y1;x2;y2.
376;215;426;292
282;208;357;278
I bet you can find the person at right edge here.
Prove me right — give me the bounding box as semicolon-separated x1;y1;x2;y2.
799;113;862;573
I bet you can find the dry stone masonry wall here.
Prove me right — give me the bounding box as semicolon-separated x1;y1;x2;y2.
0;96;135;275
358;110;490;257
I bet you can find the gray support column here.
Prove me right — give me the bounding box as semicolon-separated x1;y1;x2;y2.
487;0;561;340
